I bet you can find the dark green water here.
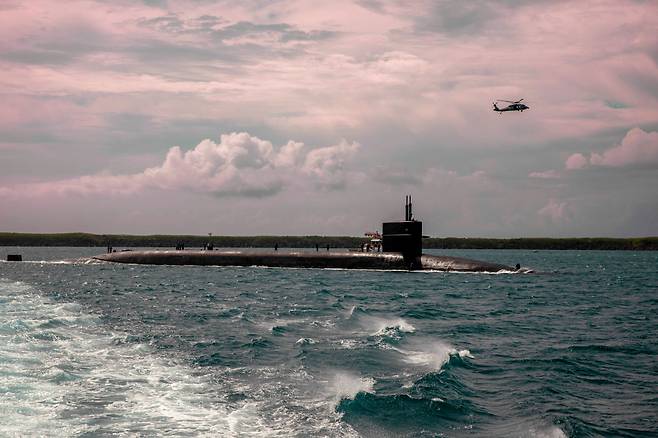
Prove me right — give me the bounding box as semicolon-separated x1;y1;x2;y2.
1;248;656;436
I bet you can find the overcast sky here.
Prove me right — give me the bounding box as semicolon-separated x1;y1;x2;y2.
1;0;657;237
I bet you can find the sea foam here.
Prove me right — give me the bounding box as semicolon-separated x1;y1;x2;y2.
363;316;416;337
393;340;474;370
0;279;282;437
327;371;375;404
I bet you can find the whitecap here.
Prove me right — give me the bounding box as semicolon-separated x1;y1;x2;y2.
326;371;375;406
347;305;366;318
520;425;568;438
336;339;360;349
458;349;474;359
295;337;317;345
362;316;416;337
393;340;474;370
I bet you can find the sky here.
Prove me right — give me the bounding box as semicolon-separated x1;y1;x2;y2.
1;0;657;237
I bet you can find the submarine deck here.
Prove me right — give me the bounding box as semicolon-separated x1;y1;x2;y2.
93;250;514;272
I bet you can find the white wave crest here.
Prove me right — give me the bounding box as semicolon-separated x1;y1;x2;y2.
347;305;366;317
393;341;474;370
520;425;568;438
363;316;416;337
295;337;317;345
458;349;474;359
336;339;360;349
327;371;375;404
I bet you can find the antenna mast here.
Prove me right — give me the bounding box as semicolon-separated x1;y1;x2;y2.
404;195;413;221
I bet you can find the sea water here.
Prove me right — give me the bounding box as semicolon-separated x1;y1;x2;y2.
1;247;656;437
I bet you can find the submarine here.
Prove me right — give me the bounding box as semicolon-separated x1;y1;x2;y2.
94;197;517;273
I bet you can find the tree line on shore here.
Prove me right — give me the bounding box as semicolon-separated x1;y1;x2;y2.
0;232;656;250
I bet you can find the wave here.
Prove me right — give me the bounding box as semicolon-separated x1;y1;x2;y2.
295;337;317;345
492;420;568;438
0;259;75;265
361;315;416;338
530;425;567;438
326;371;375;406
566;342;652;355
1;258;101;265
0;279;296;436
336;392;483;435
418;268;532;275
393;340;473;371
334;339;361;350
258;317;306;333
343;307;417;339
346;305;366;318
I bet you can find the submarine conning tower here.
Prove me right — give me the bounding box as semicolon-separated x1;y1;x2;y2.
382;195;423;269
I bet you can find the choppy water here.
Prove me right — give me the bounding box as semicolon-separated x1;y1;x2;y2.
1;247;656;437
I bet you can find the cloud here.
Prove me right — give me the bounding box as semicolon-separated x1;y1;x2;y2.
1;0;657;237
590;127;658;167
138;12;336;45
566;127;658;169
302;139;360;188
565;153;588;170
414;1;500;36
370;166;422;186
529;169;561;179
0;132;359;198
538;198;572;223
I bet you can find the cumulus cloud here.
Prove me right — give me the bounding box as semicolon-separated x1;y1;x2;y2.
302;139;360;188
0;133;360;198
566;128;658;170
538;198;572;223
590;128;658;167
565;153;588;170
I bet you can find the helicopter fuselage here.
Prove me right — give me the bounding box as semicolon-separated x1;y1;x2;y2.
493;103;529;112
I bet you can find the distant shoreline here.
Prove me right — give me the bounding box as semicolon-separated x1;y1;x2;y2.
1;232;656;250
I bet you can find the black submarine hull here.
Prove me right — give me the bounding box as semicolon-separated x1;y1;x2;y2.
93;250;514;272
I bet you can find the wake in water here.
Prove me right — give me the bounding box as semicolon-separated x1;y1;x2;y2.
0;280;243;435
0;279;361;436
8;246;643;438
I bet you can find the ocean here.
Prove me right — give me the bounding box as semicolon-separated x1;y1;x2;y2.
1;247;656;437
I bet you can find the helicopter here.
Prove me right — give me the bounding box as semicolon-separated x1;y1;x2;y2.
493;99;529;113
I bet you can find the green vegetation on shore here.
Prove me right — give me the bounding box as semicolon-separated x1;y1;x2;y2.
0;232;656;250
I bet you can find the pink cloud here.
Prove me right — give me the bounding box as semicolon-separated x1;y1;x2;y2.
529;170;561;179
0;132;359;198
0;0;657;237
1;0;656;146
590;127;658;167
566;127;658;170
565;153;588;170
538;199;572;223
302;139;360;187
